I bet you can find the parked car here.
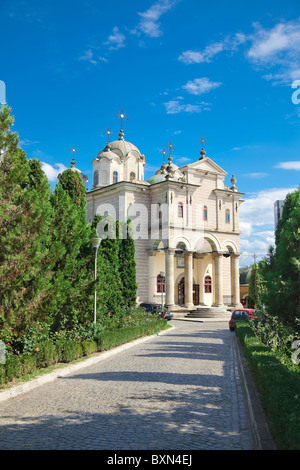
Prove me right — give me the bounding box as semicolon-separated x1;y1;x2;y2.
139;303;159;314
229;308;263;331
163;311;173;321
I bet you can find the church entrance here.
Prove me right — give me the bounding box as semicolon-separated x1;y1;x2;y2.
178;278;185;305
178;278;200;306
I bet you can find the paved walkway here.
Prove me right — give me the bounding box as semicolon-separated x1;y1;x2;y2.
0;321;254;450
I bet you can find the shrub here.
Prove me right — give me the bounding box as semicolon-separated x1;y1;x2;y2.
235;321;300;450
5;355;21;382
81;340;97;356
60;340;82;363
0;364;6;385
35;341;58;368
20;354;37;376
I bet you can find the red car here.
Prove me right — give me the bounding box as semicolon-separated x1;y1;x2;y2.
229;309;262;331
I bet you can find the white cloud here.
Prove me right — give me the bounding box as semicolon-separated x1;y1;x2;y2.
182;77;222;95
41;162;68;182
79;49;97;65
247;20;300;83
240;186;296;232
275;161;300;170
134;0;180;38
164;99;206;114
104;26;126;50
178;33;247;64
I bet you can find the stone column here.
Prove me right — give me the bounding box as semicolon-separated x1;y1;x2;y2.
184;251;194;308
213;253;224;307
231;253;241;307
165;249;175;307
148;251;157;303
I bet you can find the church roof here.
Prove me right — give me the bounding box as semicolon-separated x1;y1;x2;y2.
96;145;121;161
109;139;141;157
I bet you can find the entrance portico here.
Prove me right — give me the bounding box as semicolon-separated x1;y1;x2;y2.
147;242;241;312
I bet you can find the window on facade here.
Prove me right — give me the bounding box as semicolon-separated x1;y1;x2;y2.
157;274;166;293
93;170;99;187
203;205;208;221
178;202;184;218
130;172;136;182
225;209;230;223
113;171;118;184
204;275;212;293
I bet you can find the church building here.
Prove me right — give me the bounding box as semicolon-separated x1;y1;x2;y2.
83;112;245;316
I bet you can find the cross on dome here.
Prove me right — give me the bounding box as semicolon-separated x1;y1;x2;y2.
115;108;129;140
103;127;114;147
68;145;78;166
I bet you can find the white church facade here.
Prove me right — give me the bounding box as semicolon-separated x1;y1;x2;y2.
83;117;244;315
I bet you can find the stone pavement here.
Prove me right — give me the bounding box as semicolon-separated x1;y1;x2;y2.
0;321;256;450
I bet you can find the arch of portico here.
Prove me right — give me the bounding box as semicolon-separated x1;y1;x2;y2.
147;233;241;309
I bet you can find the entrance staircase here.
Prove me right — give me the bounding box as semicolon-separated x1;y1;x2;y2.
185;306;231;319
170;305;231;320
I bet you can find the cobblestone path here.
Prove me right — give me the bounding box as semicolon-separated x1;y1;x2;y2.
0;321;254;450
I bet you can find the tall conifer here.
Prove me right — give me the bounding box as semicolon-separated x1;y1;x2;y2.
0;105;53;335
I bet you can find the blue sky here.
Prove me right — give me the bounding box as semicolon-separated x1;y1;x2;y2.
1;0;299;267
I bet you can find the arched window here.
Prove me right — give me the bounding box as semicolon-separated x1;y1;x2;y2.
130;171;136;182
178;202;184;218
113;171;118;184
204;275;212;293
93;170;99;187
225;209;230;223
157;274;166;293
203;205;208;221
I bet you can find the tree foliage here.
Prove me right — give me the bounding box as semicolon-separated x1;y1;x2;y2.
253;187;300;327
0;104;139;343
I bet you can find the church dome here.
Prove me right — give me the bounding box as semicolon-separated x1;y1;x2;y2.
96;145;121;162
147;162;185;185
109;139;141;157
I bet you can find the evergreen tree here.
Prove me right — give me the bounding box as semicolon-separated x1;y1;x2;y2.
271;188;300;325
0;105;53;336
48;171;94;330
119;219;138;308
248;263;264;309
257;188;300;327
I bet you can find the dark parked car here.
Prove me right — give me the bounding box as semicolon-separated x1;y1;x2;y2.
139;303;159;314
229;308;263;331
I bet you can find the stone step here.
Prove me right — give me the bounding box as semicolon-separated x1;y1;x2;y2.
185;307;231;318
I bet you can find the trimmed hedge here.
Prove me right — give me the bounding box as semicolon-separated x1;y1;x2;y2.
0;319;169;387
95;320;168;351
235;321;300;450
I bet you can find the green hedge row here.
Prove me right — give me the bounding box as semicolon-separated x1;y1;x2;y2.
235;321;300;450
0;319;169;387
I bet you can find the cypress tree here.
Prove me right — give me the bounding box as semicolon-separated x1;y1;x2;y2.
119;219;138;308
0;105;53;336
48;170;94;330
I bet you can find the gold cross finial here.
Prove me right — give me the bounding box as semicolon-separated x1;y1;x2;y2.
68;145;78;166
167;140;175;156
160;147;166;164
115;108;129;140
198;137;207;159
103;127;114;145
198;136;207;149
